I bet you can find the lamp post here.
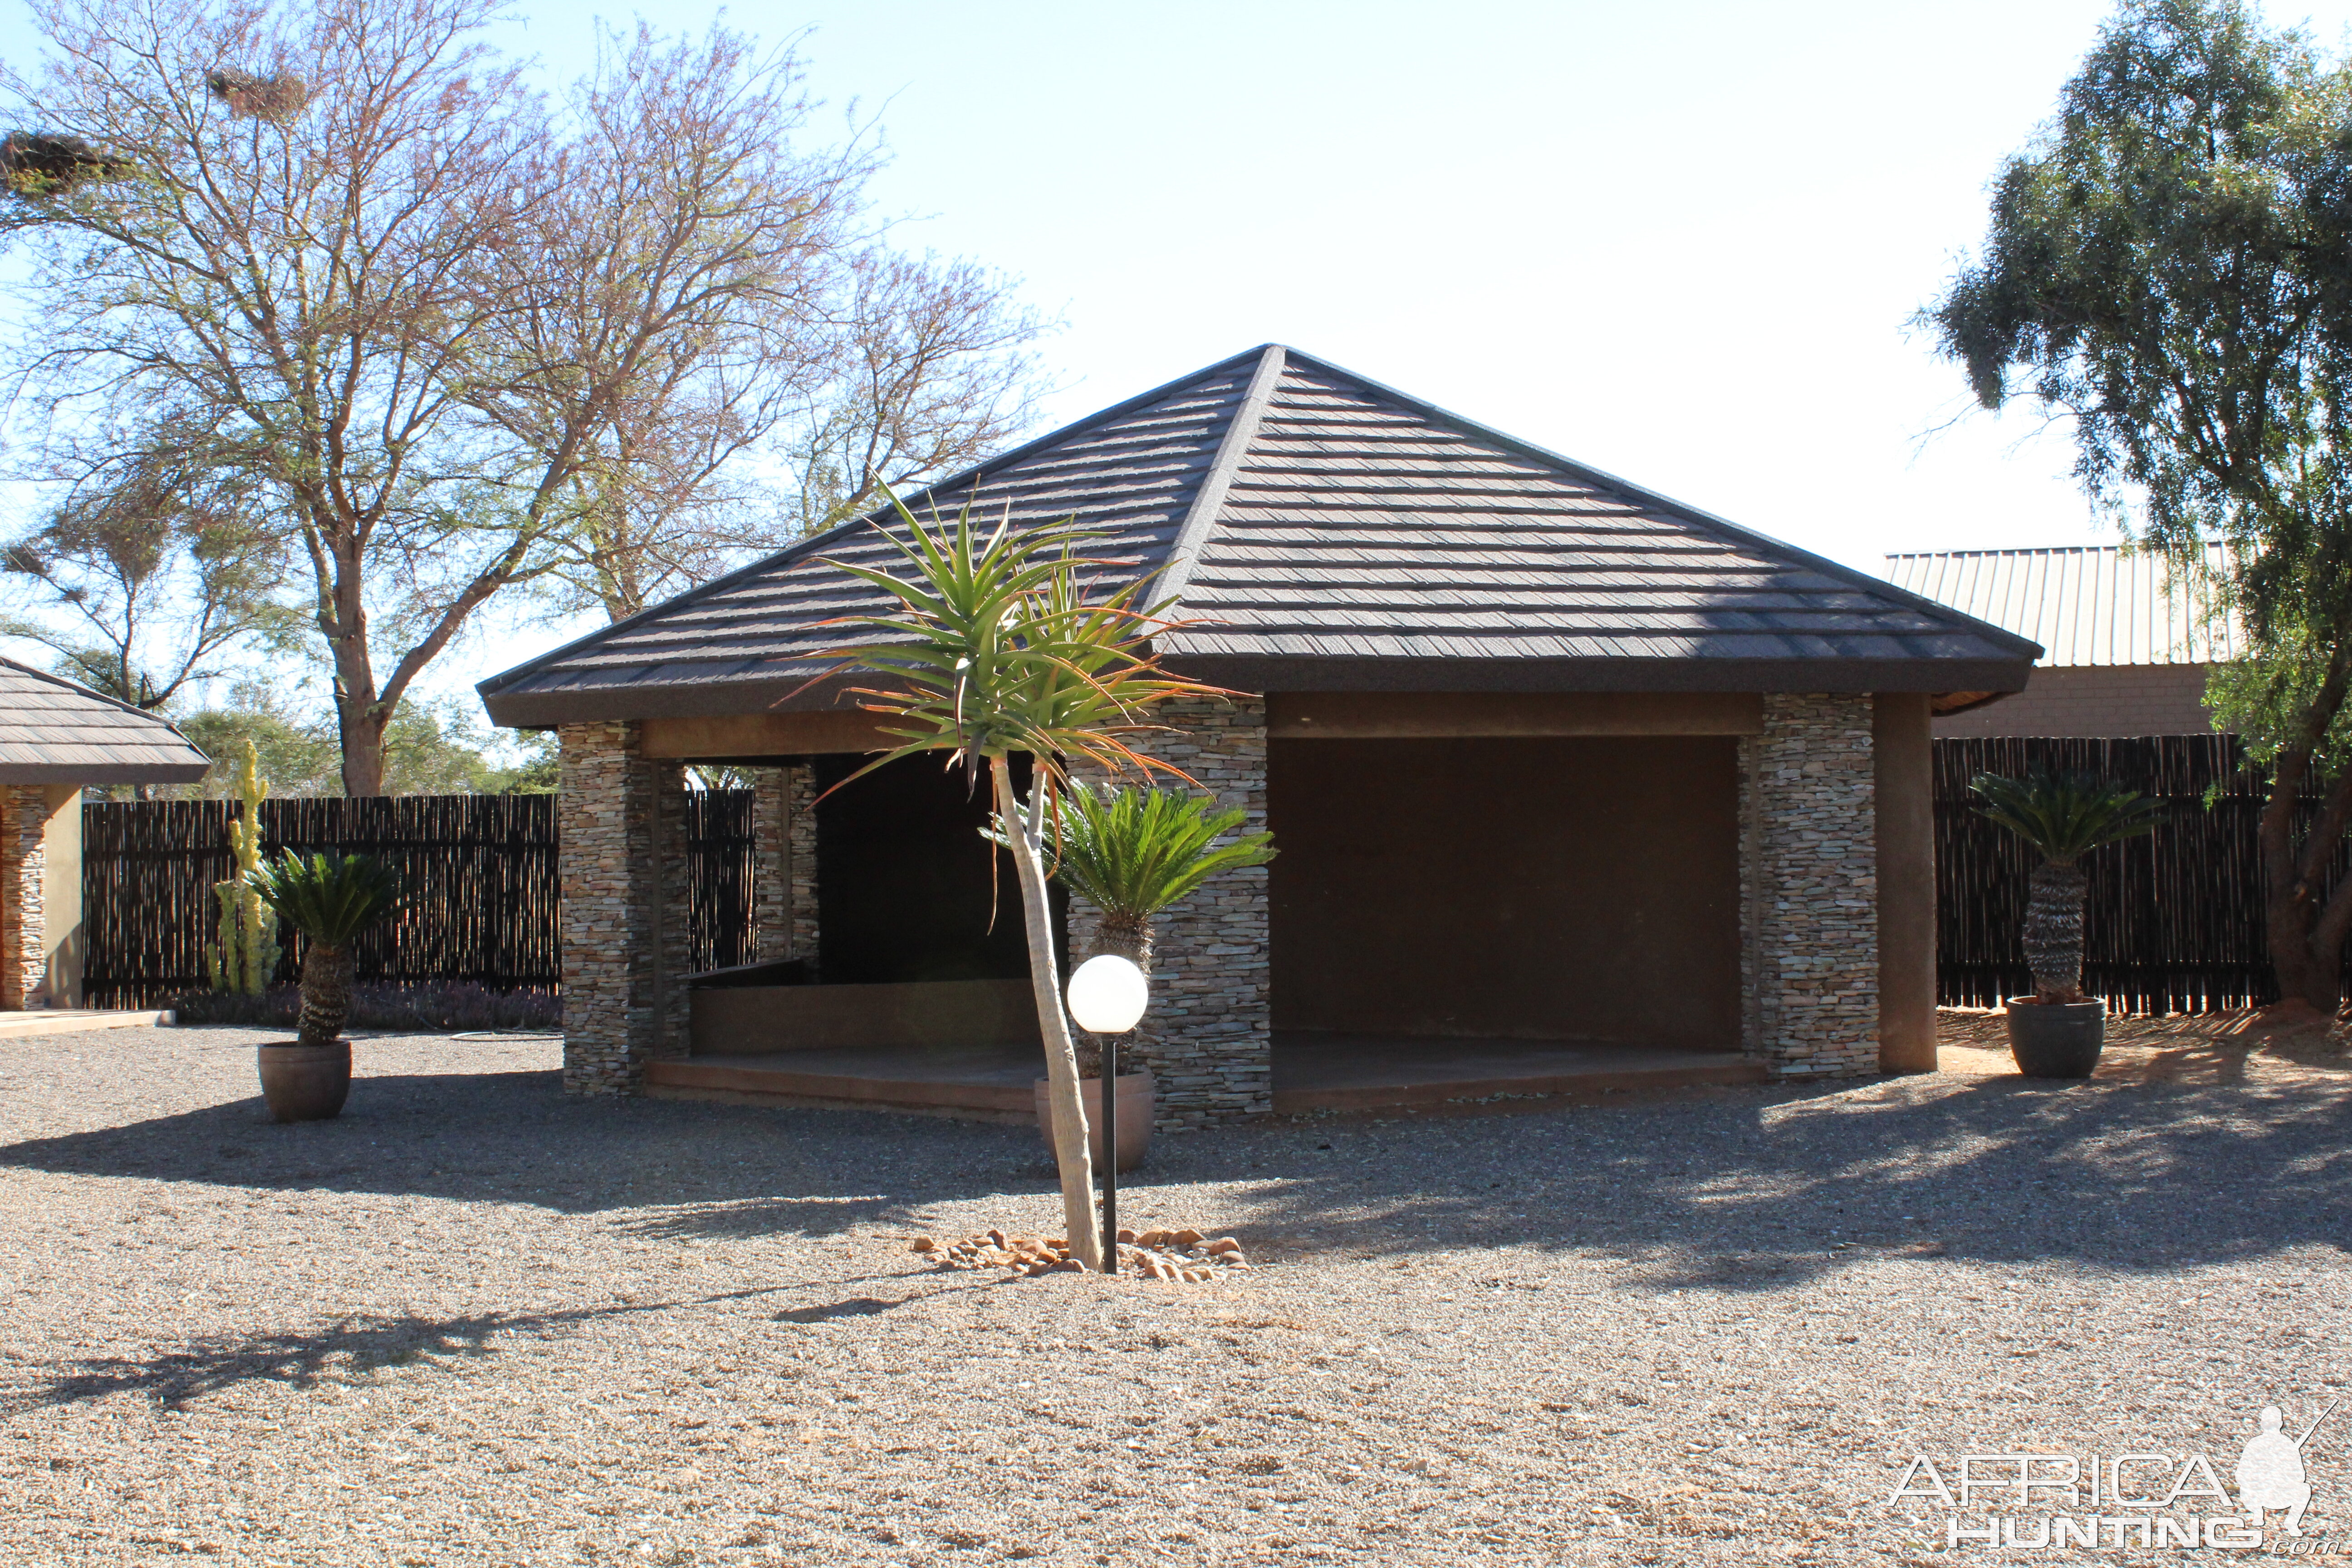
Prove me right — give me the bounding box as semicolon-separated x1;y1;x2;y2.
1066;954;1148;1274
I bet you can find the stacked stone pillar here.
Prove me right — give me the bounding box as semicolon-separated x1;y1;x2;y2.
746;763;821;971
0;784;47;1009
1737;693;1882;1076
557;721;691;1093
1130;696;1273;1127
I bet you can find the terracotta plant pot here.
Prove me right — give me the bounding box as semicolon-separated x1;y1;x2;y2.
257;1041;352;1122
2003;998;2104;1079
1033;1070;1153;1172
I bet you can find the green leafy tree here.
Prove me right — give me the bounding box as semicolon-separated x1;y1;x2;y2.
1971;771;2168;1003
1930;0;2352;1014
246;851;401;1047
815;500;1221;1271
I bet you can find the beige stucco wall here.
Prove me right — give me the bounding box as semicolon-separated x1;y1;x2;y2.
1934;665;2218;739
37;784;80;1008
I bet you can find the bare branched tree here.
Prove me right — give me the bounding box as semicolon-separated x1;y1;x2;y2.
0;419;295;710
786;249;1050;540
0;0;550;794
1;0;1049;783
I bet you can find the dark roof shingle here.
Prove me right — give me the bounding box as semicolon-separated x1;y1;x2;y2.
480;345;2038;724
0;660;212;783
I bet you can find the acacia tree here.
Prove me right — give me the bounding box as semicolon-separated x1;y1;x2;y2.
1930;0;2352;1015
1;0;1047;786
1;421;294;710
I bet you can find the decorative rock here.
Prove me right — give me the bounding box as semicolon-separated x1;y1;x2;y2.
910;1237;936;1254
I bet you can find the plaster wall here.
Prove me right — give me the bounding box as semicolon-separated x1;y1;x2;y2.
1934;665;2217;739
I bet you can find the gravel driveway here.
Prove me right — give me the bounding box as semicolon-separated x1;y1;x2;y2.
1;1019;2348;1566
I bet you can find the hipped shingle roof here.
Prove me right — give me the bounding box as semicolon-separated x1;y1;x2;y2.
480;346;2038;726
0;659;212;783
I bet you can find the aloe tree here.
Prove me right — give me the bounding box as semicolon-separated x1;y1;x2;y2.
247;851;402;1048
813;500;1220;1271
1971;770;2167;1004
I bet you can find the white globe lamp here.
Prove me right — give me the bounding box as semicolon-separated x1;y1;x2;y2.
1066;954;1148;1035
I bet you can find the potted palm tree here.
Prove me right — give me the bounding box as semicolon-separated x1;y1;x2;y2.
245;850;402;1121
1970;769;2165;1077
1003;784;1275;1171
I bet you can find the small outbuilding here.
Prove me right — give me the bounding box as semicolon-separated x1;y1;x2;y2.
0;657;211;1010
480;345;2039;1123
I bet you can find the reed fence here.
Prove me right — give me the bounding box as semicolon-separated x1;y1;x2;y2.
81;791;756;1008
1933;735;2350;1012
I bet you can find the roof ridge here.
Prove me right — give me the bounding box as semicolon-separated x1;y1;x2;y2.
1149;345;1287;613
1260;347;2043;662
476;347;1272;703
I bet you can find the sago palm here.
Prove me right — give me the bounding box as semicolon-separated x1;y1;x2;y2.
811;495;1225;1271
1970;770;2166;1004
993;784;1276;1074
247;851;402;1048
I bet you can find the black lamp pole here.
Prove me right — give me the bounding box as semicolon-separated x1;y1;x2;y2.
1100;1027;1119;1273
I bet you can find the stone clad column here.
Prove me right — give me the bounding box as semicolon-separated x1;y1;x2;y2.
1140;695;1272;1127
0;784;48;1009
1738;693;1881;1077
1872;693;1938;1073
558;721;689;1093
749;768;789;963
786;763;819;974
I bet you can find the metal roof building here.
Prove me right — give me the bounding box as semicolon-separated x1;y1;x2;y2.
1882;546;2235;738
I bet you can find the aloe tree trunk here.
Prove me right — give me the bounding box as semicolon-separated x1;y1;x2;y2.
993;760;1104;1271
2023;861;2087;1004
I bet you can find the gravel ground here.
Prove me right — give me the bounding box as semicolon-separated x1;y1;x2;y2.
1;1017;2349;1566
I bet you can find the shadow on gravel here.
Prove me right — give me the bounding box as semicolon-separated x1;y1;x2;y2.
0;1068;1047;1227
5;1058;2349;1292
1;1285;816;1414
1224;1071;2352;1288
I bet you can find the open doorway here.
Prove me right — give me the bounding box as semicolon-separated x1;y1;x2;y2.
811;752;1066;985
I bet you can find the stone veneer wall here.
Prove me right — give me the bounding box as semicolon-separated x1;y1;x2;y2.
1738;693;1881;1076
786;764;820;974
0;784;46;1008
1128;696;1273;1128
557;722;691;1093
750;768;789;962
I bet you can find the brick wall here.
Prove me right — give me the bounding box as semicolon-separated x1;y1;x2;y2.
1739;694;1881;1077
1933;665;2216;739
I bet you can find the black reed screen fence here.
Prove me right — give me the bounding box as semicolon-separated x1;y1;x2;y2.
1933;735;2349;1012
82;790;756;1007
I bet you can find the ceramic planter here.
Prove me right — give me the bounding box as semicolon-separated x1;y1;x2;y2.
2003;999;2104;1079
1034;1069;1153;1172
257;1041;352;1122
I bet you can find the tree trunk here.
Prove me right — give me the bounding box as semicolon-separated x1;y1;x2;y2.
2023;860;2087;1004
298;942;353;1049
994;760;1104;1272
2264;763;2352;1015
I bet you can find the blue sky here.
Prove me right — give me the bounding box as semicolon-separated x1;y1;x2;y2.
8;0;2352;710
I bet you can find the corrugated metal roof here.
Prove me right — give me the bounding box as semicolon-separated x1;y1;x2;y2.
0;659;212;783
480;345;2039;725
1882;545;2238;667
